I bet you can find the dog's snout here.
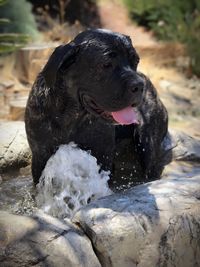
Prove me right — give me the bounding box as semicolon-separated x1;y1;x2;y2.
121;67;144;95
129;78;144;94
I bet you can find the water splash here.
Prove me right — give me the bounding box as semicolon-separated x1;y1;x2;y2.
36;143;112;219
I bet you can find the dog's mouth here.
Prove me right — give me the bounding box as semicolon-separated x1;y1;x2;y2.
82;95;140;125
111;106;139;125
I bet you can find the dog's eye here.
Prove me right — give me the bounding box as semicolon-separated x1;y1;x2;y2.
109;52;117;58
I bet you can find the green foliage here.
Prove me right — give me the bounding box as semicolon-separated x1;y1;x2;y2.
0;0;39;54
0;0;7;6
0;32;29;53
0;0;39;39
123;0;192;41
123;0;200;76
186;14;200;76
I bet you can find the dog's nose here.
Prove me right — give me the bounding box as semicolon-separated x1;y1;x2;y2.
129;79;144;94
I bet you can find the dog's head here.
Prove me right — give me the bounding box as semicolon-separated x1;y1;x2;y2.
42;29;145;125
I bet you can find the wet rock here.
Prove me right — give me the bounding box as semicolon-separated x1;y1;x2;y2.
0;176;35;215
74;176;200;267
0;121;31;172
0;211;101;267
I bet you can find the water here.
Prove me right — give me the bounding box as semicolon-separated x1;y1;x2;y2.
0;142;149;218
0;144;112;218
36;143;112;218
0;174;36;215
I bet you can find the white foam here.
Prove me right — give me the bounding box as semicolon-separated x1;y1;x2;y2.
36;143;112;218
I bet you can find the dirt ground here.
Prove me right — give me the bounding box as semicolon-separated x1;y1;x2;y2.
0;0;200;138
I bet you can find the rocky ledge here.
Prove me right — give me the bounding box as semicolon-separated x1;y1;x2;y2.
1;175;200;267
0;121;200;266
74;175;200;267
0;121;30;173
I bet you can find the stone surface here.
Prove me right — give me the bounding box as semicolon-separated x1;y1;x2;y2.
74;176;200;267
0;211;101;267
15;44;57;84
0;121;31;172
162;129;200;179
9;96;28;121
162;160;200;180
164;128;200;162
0;124;200;266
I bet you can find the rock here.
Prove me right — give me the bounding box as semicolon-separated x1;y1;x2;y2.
0;78;30;120
0;211;38;247
9;96;28;121
161;129;200;180
0;126;200;266
15;43;58;84
73;176;200;267
0;211;101;267
162;160;200;180
0;80;15;89
162;128;200;163
0;121;31;172
159;79;173;90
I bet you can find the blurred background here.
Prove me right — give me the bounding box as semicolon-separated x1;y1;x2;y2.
0;0;200;138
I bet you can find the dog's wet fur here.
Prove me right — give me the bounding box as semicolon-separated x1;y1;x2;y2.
25;29;168;188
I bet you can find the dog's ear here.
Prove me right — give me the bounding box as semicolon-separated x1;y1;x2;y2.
42;42;79;88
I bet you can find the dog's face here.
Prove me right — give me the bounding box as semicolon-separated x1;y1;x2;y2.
43;29;145;124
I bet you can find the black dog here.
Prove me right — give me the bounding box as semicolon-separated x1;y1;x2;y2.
25;29;168;187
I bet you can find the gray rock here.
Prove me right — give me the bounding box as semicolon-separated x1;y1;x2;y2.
162;160;200;180
0;210;101;267
161;129;200;179
0;121;31;172
1;126;200;267
163;129;200;162
74;176;200;267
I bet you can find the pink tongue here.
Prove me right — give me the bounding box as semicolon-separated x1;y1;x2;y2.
111;106;138;125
